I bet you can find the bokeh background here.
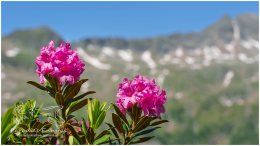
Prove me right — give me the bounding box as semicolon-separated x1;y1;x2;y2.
1;1;259;144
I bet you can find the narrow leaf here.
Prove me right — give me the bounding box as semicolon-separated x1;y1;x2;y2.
87;127;94;144
112;113;124;135
1;107;13;131
72;91;96;102
17;124;28;130
134;127;161;137
41;123;52;131
63;83;72;95
95;130;110;140
112;104;129;126
32;120;40;129
55;92;64;105
130;136;155;144
27;81;47;91
92;100;100;125
68;99;88;115
46;86;55;98
44;74;57;91
67;115;75;120
94;134;111;145
106;123;119;139
150;120;168;126
1;123;15;144
65;124;82;144
94;110;106;130
87;99;93;126
133;116;152;133
64;79;88;101
100;102;108;111
69;135;74;145
82;118;88;135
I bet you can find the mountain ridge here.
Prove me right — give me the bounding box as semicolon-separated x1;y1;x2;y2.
2;13;259;52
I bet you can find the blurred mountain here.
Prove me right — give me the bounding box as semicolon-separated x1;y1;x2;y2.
2;13;258;53
76;13;258;52
2;27;63;69
2;26;62;51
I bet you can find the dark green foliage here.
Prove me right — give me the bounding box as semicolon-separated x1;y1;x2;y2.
1;107;15;144
1;100;54;144
26;74;98;144
108;103;168;144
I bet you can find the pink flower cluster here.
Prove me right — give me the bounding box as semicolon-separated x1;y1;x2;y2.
116;75;166;117
35;41;85;85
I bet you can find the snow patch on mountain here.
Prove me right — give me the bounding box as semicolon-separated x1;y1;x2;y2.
222;71;234;87
5;48;20;57
141;50;157;69
77;48;111;70
118;49;133;62
102;46;115;57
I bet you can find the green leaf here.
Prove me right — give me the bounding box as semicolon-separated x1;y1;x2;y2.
133;116;152;133
71;91;96;102
134;127;161;137
132;103;142;123
64;79;88;101
66;101;77;116
73;136;80;145
100;102;107;111
69;135;74;145
55;92;64;105
61;82;70;93
41;122;52;131
32;120;41;129
95;130;110;140
1;123;15;144
92;99;100;125
62;83;72;95
94;110;106;130
67;99;88;115
87;127;94;144
27;81;47;91
44;74;58;91
36;122;44;130
65;124;82;144
112;113;124;136
1;107;13;132
52;76;60;91
82;118;88;135
45;86;55;98
150;120;168;126
17;124;28;130
106;123;119;139
94;134;111;145
135;105;142;122
130;136;155;144
67;115;75;120
123;123;128;132
65;84;81;101
87;99;93;126
68;135;80;145
112;104;129;126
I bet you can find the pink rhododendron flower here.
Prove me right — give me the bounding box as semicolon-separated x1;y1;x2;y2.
116;75;167;117
35;40;85;85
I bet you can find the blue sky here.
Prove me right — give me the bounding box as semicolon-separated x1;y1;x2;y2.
2;1;258;41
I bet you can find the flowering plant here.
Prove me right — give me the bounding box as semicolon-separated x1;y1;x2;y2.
1;41;168;145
